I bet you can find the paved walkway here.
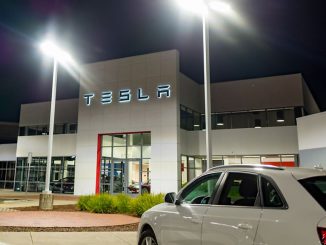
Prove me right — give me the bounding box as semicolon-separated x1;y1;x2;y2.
0;190;140;245
0;232;137;245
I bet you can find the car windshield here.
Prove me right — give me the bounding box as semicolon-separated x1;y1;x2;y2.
299;176;326;211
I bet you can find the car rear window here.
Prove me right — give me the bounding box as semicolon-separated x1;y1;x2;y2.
299;176;326;211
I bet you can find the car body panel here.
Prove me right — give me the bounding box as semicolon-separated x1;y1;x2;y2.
202;206;261;245
138;165;326;245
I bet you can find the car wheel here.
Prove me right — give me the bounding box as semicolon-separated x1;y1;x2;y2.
138;229;158;245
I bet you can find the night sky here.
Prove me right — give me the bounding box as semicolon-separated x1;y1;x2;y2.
0;0;325;122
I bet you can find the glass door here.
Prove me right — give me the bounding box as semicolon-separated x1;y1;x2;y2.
127;160;141;194
112;160;125;193
101;157;111;193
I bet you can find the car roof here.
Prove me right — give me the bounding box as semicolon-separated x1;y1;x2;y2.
207;164;326;180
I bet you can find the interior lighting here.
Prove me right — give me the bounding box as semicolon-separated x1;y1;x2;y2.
276;110;285;123
254;119;262;129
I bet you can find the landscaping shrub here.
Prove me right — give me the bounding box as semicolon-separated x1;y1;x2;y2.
87;194;117;213
77;195;92;211
132;193;164;217
77;193;164;216
115;194;132;214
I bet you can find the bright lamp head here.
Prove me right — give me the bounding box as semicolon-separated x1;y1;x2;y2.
40;40;73;63
208;1;232;14
177;0;208;16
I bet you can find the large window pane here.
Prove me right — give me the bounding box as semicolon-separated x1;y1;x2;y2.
142;146;151;158
128;134;142;146
102;147;112;157
127;146;141;159
102;135;112;147
113;147;126;159
143;133;151;145
113;134;126;146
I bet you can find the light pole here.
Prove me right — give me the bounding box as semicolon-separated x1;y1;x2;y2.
177;0;232;171
39;40;73;210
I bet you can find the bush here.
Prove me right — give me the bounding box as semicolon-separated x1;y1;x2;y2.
132;193;164;217
77;195;92;211
77;193;164;216
88;194;117;213
115;194;132;214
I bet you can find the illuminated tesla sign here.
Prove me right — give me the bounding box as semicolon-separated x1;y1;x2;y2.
84;84;171;106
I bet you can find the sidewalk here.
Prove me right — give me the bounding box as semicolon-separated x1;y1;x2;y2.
0;232;137;245
0;190;140;245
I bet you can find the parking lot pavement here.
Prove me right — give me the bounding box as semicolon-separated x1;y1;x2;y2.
0;232;137;245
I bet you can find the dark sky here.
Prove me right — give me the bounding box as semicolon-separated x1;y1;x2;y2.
0;0;325;122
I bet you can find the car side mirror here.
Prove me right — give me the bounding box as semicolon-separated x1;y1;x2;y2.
164;192;176;204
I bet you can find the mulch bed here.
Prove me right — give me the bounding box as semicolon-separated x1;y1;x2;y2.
0;223;139;232
1;204;139;232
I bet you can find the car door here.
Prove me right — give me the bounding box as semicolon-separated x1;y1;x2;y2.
202;172;262;245
160;172;223;245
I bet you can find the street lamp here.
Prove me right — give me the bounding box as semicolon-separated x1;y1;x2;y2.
177;0;232;171
39;40;73;210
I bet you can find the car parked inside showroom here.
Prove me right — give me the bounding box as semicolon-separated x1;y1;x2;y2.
50;177;74;194
137;165;326;245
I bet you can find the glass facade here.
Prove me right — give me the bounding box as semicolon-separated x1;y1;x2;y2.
19;123;78;136
14;156;75;193
0;161;16;189
100;132;151;194
180;105;303;131
181;154;298;184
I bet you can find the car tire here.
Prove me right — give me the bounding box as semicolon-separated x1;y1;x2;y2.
138;229;158;245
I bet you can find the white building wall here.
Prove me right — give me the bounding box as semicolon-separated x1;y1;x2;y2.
75;50;180;195
297;112;326;168
0;144;17;161
179;73;202;112
16;135;77;157
181;126;299;156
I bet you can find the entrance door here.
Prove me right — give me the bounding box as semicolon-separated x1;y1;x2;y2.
101;157;111;193
112;160;125;193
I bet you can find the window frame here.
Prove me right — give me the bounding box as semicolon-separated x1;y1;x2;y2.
258;174;288;210
212;171;261;208
177;172;224;206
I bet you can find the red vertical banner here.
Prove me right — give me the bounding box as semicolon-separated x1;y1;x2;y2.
95;134;102;194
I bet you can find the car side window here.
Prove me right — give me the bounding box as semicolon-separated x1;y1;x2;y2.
261;176;284;208
218;172;258;207
180;173;222;205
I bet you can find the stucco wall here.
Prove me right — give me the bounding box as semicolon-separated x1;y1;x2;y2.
297;112;326;168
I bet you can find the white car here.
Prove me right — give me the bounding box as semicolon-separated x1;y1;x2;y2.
137;165;326;245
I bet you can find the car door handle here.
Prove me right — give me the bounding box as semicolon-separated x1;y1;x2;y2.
237;223;253;230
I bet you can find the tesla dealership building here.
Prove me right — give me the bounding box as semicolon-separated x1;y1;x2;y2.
0;50;323;195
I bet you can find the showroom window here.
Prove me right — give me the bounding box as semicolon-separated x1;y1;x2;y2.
99;132;151;195
181;156;204;186
180;105;300;131
0;161;16;189
14;156;75;193
19;123;78;136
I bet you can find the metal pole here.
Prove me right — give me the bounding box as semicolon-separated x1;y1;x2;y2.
202;14;212;171
44;58;58;193
26;152;32;193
